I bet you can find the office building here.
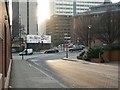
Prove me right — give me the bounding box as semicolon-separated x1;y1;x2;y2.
12;0;38;47
49;0;112;16
46;0;111;46
72;2;120;46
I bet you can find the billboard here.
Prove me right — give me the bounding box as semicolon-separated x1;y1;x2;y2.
27;35;51;43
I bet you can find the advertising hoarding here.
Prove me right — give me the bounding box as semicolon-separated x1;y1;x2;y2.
27;35;51;43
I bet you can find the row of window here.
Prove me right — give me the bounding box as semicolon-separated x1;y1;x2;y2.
56;4;99;7
77;8;89;10
56;11;73;14
56;3;73;6
56;7;73;10
76;4;98;7
76;1;104;4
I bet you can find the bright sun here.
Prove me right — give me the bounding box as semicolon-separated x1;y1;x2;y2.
37;0;50;23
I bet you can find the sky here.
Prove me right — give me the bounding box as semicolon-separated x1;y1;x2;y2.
8;0;120;25
111;0;120;3
37;0;50;23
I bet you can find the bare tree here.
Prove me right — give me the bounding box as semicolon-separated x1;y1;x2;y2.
94;10;120;44
73;15;91;46
12;17;26;43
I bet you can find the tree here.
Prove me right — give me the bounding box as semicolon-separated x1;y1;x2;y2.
94;10;120;44
12;17;26;43
12;17;19;40
73;15;92;46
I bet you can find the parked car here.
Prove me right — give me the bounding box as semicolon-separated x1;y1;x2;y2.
12;48;17;53
69;46;85;52
19;49;33;55
44;49;59;53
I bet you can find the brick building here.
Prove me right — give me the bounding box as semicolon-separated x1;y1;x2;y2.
0;1;12;89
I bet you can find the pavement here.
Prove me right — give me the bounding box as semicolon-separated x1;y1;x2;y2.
9;53;119;88
9;59;66;88
63;57;119;66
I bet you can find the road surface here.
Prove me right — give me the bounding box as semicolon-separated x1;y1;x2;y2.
27;52;119;88
45;60;118;88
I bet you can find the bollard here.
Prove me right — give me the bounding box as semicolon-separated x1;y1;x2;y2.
22;54;24;60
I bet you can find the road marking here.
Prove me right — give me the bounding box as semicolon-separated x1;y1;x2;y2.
28;62;68;88
34;62;54;75
29;64;32;67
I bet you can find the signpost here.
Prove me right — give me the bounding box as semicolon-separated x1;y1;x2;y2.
64;34;70;58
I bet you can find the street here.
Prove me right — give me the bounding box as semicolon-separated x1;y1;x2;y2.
11;52;119;88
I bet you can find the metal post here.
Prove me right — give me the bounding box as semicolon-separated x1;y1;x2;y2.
88;25;92;49
66;45;68;58
22;54;24;60
64;33;69;58
19;15;21;47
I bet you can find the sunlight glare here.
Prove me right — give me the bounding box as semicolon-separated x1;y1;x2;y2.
37;0;50;23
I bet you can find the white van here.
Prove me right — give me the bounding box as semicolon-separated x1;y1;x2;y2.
19;49;33;55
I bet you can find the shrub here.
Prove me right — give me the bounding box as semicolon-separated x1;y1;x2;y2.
103;44;120;50
87;47;102;59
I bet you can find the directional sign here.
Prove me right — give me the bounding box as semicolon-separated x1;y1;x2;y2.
64;37;71;39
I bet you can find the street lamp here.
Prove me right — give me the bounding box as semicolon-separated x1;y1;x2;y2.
64;33;69;58
88;25;92;49
19;14;23;49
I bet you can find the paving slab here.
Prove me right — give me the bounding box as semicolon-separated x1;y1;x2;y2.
9;60;64;88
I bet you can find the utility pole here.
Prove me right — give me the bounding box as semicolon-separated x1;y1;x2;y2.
19;14;22;47
64;33;69;58
88;25;92;49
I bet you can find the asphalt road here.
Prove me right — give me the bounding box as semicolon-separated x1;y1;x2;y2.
11;52;119;88
27;52;119;88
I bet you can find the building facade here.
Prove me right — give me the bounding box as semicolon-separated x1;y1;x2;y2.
19;0;38;35
46;15;72;46
47;0;111;46
50;0;111;16
72;2;120;46
0;1;12;89
12;0;38;49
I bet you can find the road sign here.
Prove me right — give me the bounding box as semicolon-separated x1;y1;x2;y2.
64;37;71;39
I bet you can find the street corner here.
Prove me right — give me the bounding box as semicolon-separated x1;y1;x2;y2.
62;58;79;62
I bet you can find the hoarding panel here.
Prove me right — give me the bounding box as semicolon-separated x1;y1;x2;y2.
27;35;51;43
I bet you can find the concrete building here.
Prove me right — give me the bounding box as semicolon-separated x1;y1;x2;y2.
12;0;38;48
46;15;72;46
72;2;120;46
49;0;112;16
46;0;112;46
90;1;120;13
12;0;38;36
19;0;38;35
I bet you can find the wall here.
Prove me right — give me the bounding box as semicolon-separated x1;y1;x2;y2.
0;1;12;89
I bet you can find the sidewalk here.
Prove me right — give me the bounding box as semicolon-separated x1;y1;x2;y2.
63;57;119;67
9;59;65;88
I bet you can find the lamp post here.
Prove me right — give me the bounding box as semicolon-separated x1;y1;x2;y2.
88;25;92;49
19;15;21;40
64;33;69;58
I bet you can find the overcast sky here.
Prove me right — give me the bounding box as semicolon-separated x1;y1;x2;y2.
111;0;120;3
8;0;120;25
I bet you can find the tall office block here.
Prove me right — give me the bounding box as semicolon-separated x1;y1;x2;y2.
12;0;38;36
12;0;38;47
46;0;112;46
50;0;112;16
